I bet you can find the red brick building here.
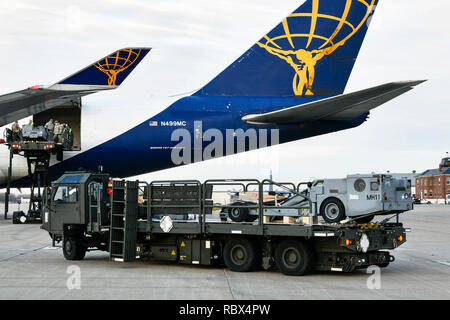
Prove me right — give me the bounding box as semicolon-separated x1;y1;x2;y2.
415;157;450;202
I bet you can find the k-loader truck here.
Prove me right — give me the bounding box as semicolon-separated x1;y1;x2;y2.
41;171;410;276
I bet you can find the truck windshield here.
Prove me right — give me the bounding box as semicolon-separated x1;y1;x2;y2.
54;186;78;203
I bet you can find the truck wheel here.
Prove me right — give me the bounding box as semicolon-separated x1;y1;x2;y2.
223;238;259;272
13;211;27;224
63;238;86;260
275;240;314;276
228;207;250;222
12;211;20;224
320;198;346;223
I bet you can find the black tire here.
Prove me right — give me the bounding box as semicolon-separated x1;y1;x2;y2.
63;237;86;260
354;215;374;223
12;211;27;224
223;237;260;272
275;240;315;276
228;206;250;222
320;198;346;223
12;211;20;224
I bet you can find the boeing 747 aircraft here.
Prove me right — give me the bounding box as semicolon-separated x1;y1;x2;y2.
0;0;424;187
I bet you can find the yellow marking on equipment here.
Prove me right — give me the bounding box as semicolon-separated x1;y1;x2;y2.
181;242;185;247
171;250;176;256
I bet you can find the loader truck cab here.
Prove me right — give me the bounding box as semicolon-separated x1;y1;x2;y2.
41;171;111;259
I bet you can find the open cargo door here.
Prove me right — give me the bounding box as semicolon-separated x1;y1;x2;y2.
33;98;81;151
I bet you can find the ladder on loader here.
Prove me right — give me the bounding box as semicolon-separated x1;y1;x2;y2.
109;180;139;262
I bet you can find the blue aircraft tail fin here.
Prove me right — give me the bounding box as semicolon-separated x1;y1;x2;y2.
195;0;379;97
55;47;151;87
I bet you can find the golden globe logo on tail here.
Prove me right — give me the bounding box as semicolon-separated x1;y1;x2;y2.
93;48;142;86
257;0;376;96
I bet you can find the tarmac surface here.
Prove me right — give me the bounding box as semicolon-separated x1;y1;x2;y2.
0;204;449;300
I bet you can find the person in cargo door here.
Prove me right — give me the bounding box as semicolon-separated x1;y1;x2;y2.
53;121;63;143
11;121;22;142
44;119;55;134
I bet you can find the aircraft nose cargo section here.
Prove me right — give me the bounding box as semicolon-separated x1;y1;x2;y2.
43;172;410;276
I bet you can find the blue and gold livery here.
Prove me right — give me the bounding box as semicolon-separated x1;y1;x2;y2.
196;0;378;97
58;48;150;87
0;0;426;188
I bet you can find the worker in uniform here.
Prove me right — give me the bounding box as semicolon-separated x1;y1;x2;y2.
44;119;55;141
28;119;34;127
11;121;22;142
65;124;74;149
53;121;63;143
61;123;71;148
45;119;55;134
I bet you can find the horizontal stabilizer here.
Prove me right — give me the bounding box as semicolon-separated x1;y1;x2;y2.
242;81;426;124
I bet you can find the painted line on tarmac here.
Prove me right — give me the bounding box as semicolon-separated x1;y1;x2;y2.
0;245;48;262
435;261;450;267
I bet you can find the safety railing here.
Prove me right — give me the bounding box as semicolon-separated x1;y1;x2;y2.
202;179;262;233
135;178;317;233
146;180;202;232
261;179;314;226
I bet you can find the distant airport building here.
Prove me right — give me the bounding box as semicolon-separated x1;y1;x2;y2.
415;156;450;203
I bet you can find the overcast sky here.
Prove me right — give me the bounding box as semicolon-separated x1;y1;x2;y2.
0;0;449;183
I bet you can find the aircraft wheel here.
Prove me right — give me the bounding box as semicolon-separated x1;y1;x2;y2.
320;198;346;223
228;205;250;222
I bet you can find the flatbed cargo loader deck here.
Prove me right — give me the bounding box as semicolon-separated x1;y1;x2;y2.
42;172;407;275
